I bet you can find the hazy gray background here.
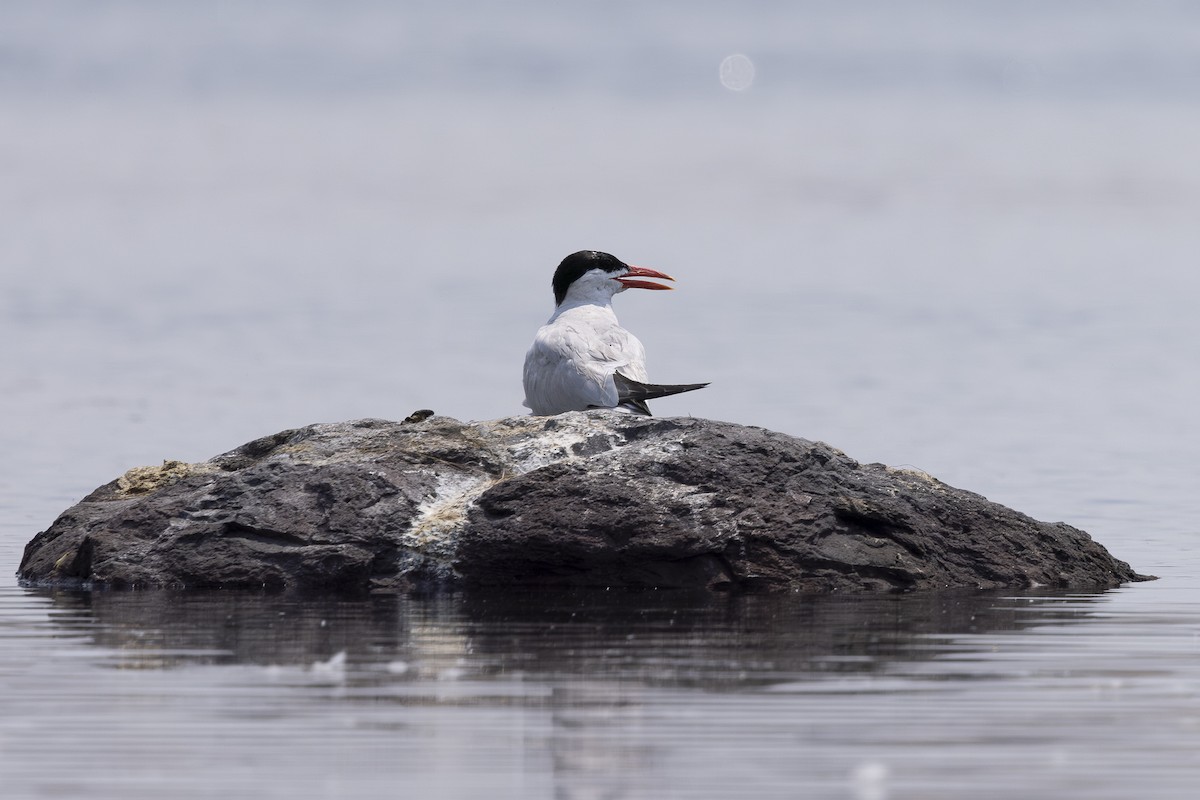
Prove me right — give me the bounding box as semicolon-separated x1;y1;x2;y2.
4;1;1199;561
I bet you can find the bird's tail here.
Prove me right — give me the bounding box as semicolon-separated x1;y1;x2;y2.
613;372;709;416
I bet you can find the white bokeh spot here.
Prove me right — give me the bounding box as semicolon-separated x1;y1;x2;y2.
719;54;755;91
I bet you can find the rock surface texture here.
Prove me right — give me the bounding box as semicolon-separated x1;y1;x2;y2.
19;413;1149;593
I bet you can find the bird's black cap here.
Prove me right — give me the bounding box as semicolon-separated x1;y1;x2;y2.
552;250;627;305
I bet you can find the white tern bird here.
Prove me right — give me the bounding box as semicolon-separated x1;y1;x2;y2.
523;250;708;416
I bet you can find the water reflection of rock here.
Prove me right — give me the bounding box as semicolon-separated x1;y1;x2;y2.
34;587;1112;798
37;587;1107;681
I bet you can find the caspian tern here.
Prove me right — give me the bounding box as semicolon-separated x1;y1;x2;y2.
522;250;709;416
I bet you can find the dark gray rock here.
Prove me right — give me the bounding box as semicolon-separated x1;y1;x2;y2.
18;413;1151;593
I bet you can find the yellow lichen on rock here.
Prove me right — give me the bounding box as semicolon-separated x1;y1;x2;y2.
117;460;194;495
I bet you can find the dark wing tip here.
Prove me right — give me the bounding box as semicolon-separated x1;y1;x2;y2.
613;372;709;405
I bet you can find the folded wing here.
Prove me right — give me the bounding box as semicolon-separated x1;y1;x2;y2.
611;371;709;416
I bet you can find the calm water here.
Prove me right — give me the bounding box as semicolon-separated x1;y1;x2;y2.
0;583;1197;800
3;2;1199;797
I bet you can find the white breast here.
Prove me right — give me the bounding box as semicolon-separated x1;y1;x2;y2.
523;303;648;415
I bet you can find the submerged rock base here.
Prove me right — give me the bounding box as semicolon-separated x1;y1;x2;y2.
18;413;1150;593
